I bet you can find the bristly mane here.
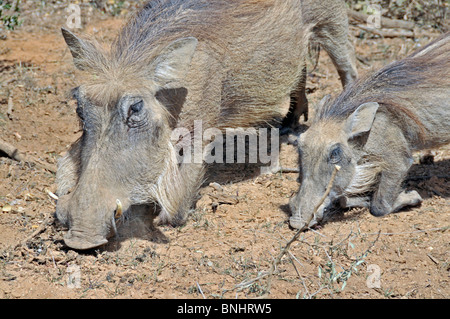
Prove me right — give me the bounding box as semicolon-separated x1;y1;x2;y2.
79;1;230;98
111;0;230;66
317;32;450;141
77;0;279;104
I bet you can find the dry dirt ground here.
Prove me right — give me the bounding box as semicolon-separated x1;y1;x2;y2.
0;4;448;299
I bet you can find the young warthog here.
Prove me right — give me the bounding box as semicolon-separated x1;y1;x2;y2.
56;0;357;249
289;32;450;230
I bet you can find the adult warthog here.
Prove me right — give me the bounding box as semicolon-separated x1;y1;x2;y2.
56;0;357;249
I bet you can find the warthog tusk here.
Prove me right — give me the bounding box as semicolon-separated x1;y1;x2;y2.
115;199;123;219
45;189;59;201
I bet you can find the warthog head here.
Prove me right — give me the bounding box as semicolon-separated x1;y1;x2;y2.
289;100;380;229
290;32;450;229
56;28;198;249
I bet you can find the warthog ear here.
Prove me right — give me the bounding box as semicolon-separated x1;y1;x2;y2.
345;102;379;140
314;94;332;115
61;28;99;71
155;87;188;128
152;37;198;86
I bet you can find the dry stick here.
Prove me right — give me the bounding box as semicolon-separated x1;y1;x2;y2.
347;9;441;39
0;139;56;173
356;25;416;38
0;138;26;162
262;165;341;297
347;9;415;30
270;167;300;174
230;165;341;296
355;24;438;39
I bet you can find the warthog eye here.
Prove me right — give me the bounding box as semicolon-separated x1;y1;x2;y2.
125;99;146;129
329;145;342;164
130;100;143;114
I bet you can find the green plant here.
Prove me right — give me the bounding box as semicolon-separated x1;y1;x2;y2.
109;0;125;16
0;0;21;30
318;257;366;292
93;0;127;17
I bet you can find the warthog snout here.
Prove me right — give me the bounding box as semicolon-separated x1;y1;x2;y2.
56;193;126;250
288;185;332;230
63;229;109;251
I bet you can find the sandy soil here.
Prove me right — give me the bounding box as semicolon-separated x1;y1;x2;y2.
0;4;448;299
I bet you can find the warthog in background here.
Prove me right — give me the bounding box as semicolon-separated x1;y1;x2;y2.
289;32;450;230
56;0;357;249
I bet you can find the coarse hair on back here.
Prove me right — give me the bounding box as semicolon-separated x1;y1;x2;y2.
72;0;282;104
317;32;450;142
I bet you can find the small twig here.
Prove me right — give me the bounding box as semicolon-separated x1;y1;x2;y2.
427;254;439;265
196;282;206;299
270;167;300;174
12;213;55;250
312;165;341;218
363;230;381;258
262;165;341;297
288;250;304;268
